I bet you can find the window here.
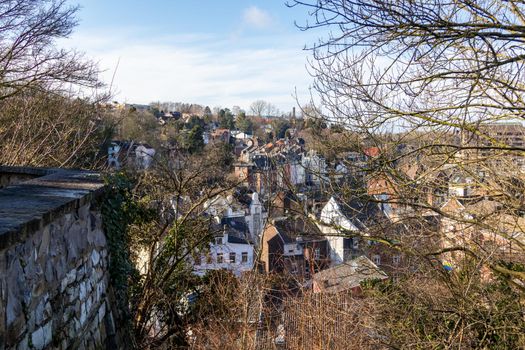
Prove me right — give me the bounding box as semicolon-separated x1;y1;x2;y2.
241;252;248;263
372;255;381;266
314;248;321;260
206;253;212;264
393;255;401;265
288;249;294;254
230;252;236;263
215;236;223;245
217;253;224;264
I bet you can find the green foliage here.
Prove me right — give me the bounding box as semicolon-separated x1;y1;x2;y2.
185;115;205;130
101;173;154;315
218;108;235;130
235;112;253;134
184;125;204;154
271;118;291;139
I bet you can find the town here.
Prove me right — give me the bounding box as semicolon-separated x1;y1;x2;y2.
100;101;525;348
1;1;525;350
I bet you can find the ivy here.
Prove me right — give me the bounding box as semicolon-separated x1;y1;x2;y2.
100;172;152;320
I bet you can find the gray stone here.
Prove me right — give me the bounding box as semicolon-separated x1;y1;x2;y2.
0;168;121;348
61;269;76;292
44;260;54;283
16;334;29;350
79;302;87;326
85;296;93;316
90;250;100;267
78;204;90;221
31;327;45;350
34;295;50;326
98;302;106;323
79;281;87;301
6;285;22;326
67;285;78;304
38;226;50;259
42;321;52;348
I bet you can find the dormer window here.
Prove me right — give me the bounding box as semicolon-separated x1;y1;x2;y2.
215;237;223;245
393;255;401;265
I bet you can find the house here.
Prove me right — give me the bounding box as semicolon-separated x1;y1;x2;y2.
135;143;156;169
210;128;231;143
312;256;388;294
317;196;390;266
231;130;253;140
301;150;328;185
108;141;123;169
439;197;525;271
192;231;254;277
448;173;475;198
203;191;267;244
260;217;329;279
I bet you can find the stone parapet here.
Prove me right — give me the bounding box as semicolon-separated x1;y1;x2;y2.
0;167;120;350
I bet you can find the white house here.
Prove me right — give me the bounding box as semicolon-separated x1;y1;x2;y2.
135;144;156;169
204;192;267;244
302;150;328;185
231;131;253;140
108;142;122;169
192;232;254;277
318;196;387;266
318;197;360;265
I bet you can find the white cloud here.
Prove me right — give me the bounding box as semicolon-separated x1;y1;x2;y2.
242;6;273;29
63;30;314;112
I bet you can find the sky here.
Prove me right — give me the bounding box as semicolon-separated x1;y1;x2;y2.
63;1;321;113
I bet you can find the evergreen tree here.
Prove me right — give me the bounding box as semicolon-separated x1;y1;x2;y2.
235;112;253;134
218;108;235;130
185;125;204;154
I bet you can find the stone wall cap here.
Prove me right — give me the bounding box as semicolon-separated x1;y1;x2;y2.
0;167;106;249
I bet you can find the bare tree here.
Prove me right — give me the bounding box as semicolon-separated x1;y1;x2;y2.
0;0;101;97
288;0;525;288
127;149;247;349
283;0;525;347
250;100;268;117
265;102;280;118
0;0;106;168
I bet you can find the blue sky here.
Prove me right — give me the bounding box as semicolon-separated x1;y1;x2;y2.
64;1;321;112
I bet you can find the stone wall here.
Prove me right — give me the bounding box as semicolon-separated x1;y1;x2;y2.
0;168;123;350
0;167;50;189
